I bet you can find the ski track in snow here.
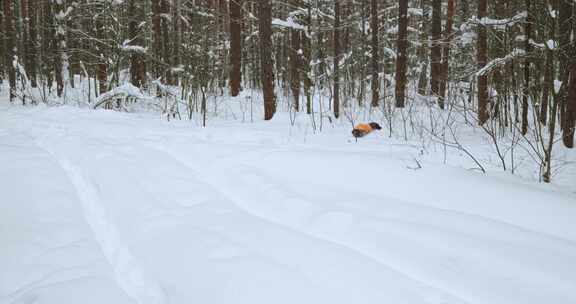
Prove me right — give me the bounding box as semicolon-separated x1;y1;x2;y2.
34;133;167;304
151;145;474;304
153;144;576;304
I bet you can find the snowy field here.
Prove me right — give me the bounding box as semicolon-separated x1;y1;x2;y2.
1;99;576;304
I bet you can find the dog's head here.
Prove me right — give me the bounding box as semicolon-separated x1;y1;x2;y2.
369;122;382;130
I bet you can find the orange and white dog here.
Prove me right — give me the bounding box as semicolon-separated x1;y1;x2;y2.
352;122;382;139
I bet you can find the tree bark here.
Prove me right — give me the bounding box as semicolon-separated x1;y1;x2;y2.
430;0;442;108
151;0;163;81
128;0;146;88
417;0;429;96
477;0;489;125
540;0;555;125
229;0;242;96
289;0;301;111
53;0;68;97
259;0;276;120
334;0;341;118
370;0;379;107
439;0;455;101
303;3;313;114
96;16;107;95
560;0;574;147
160;0;173;85
27;0;37;87
521;0;532;135
394;0;408;108
566;64;576;148
4;0;16;101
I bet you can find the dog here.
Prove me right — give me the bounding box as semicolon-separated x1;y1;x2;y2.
352;122;382;139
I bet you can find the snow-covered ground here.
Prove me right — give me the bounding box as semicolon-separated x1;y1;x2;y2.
1;100;576;304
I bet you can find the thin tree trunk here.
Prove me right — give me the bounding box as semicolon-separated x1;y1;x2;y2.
540;0;555;125
160;0;172;85
0;2;4;85
370;0;379;107
477;0;489;125
395;0;408;108
439;0;455;101
334;0;341;118
172;0;181;85
96;17;107;95
151;0;163;82
564;64;576;147
521;0;532;135
560;0;574;147
303;3;312;114
4;0;16;101
26;0;37;88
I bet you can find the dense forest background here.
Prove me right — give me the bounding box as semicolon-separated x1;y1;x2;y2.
0;0;575;182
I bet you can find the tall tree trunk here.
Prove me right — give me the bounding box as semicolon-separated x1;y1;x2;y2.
477;0;489;125
160;0;172;85
566;64;576;147
358;0;367;105
259;0;276;120
560;0;574;147
229;0;242;96
41;0;54;91
128;0;146;88
26;0;37;88
303;3;312;114
0;2;4;85
439;0;455;101
370;0;379;107
4;0;16;101
172;0;181;85
417;0;429;96
53;0;68;98
430;0;442;108
95;17;107;95
521;0;532;135
333;0;341;118
540;0;555;125
151;0;163;82
395;0;408;108
22;0;29;89
289;0;301;111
